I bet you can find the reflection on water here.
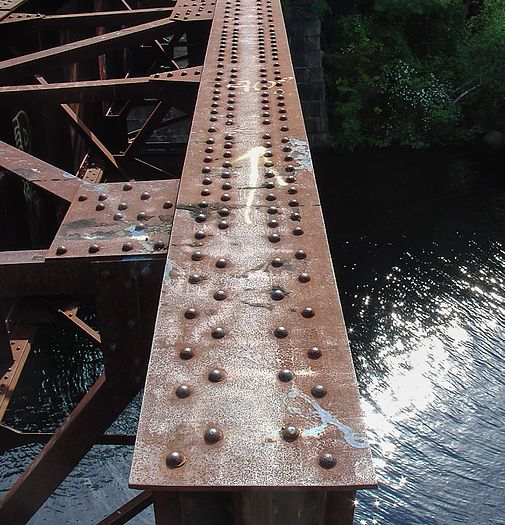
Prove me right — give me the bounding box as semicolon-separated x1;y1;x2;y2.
1;151;505;523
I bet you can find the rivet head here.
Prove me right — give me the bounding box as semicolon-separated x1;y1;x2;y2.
293;227;304;236
98;193;108;201
195;230;206;240
311;385;327;398
265;170;275;178
319;453;336;469
271;289;285;300
308;346;322;359
141;191;151;200
122;242;133;252
218;207;230;217
216;258;228;268
196;213;207;223
166;451;186;469
271;258;283;268
123;183;133;191
291;212;301;221
184;308;197;319
163;200;173;209
189;274;201;284
113;212;123;221
214;290;227;301
137;212;147;221
199;201;208;208
209;368;225;381
295;250;307;260
268;219;278;228
180;347;194;360
96;202;105;211
118;202;128;210
176;384;191;398
274;327;288;339
192;251;203;261
221;193;231;201
211;327;225;339
154;240;166;250
281;425;300;441
299;273;311;283
56;245;67;255
204;427;223;443
302;307;315;318
88;244;99;254
278;368;294;381
78;194;87;201
266;193;276;201
269;233;280;243
267;206;278;214
218;220;229;229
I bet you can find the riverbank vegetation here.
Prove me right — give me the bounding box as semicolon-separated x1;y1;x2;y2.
320;0;505;151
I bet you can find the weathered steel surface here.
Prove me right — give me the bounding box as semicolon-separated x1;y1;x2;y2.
131;0;375;490
48;181;179;259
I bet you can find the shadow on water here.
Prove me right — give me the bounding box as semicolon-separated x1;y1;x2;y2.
1;148;505;524
315;147;505;524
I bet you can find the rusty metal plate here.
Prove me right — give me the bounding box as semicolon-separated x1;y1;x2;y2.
170;0;215;21
130;0;376;490
47;181;179;259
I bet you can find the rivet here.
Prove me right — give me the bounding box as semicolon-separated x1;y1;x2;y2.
113;212;123;221
298;273;311;283
137;212;147;221
123;183;133;191
221;193;231;201
202;166;211;173
96;203;105;211
199;201;208;208
274;327;288;339
189;274;201;284
216;258;228;268
218;220;229;229
289;199;299;207
204;427;223;443
278;368;294;381
202;177;212;185
195;213;207;223
176;384;191;398
98;193;108;201
265;181;275;189
166;451;185;468
214;290;227;301
122;242;133;252
78;194;87;201
269;233;280;243
56;245;67;255
222;182;232;190
180;347;194;360
265;170;275;178
311;385;327;398
268;219;278;228
271;289;284;300
287;186;297;195
195;230;206;240
118;202;128;210
88;244;99;254
267;206;278;214
184;308;198;319
308;346;322;359
266;193;276;201
295;250;307;260
293;227;304;236
218;207;230;217
208;368;225;381
281;425;300;441
319;453;336;469
201;189;211;196
141;191;150;200
163;201;173;209
291;212;301;221
211;327;225;339
271;258;283;268
154;240;166;250
192;251;203;261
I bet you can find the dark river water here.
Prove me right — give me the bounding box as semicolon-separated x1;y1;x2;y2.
1;149;505;524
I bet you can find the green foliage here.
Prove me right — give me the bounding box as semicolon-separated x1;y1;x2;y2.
322;0;505;151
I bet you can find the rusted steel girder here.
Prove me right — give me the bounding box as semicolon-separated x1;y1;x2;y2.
130;0;376;507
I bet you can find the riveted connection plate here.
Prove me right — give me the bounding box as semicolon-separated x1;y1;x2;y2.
130;0;376;490
48;181;179;259
170;0;216;21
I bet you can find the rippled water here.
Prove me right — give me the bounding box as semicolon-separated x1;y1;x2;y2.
1;151;504;523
